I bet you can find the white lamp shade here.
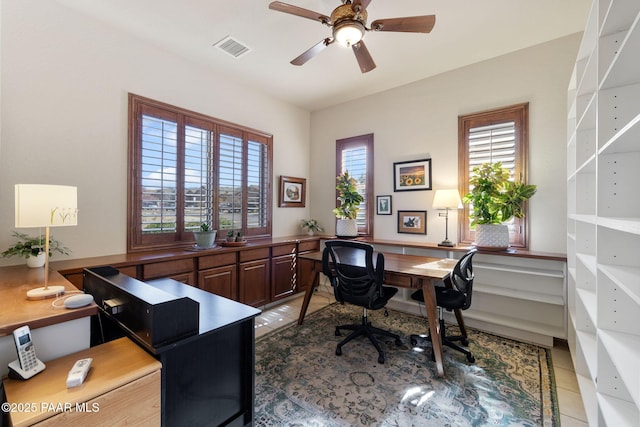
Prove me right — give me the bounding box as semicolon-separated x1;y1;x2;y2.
334;22;365;47
15;184;78;228
432;189;463;209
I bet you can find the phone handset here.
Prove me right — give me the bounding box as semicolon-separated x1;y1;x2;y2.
8;325;46;380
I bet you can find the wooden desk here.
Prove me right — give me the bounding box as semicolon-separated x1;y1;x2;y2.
298;251;455;377
3;337;161;426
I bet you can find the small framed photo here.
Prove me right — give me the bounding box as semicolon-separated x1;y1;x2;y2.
279;176;306;207
393;158;432;192
376;195;392;215
397;210;427;235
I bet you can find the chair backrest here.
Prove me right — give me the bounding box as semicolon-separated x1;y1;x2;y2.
322;240;385;309
447;249;477;310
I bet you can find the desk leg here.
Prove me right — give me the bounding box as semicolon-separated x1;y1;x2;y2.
297;266;320;325
419;278;445;377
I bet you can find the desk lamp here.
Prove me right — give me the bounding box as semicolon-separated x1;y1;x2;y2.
432;189;462;247
15;184;78;300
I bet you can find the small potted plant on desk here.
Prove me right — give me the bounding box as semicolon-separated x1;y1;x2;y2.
463;162;537;250
1;231;70;268
333;171;363;238
193;223;217;249
300;219;323;236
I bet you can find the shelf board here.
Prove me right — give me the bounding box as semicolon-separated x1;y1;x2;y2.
600;111;640;154
598;263;640;305
461;309;565;338
576;288;598;328
576;253;597;276
597;393;639;427
598;329;640;408
570;214;597;224
576;329;598;381
598;216;640;235
576;374;598;425
601;12;640;88
474;284;564;306
474;262;565;278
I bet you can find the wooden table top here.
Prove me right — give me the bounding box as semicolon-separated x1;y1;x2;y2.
299;251;456;283
3;337;161;426
0;265;98;336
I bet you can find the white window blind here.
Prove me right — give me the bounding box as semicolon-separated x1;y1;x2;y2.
218;132;243;231
141;115;177;234
468;121;516;175
184;125;214;231
341;146;368;229
247;140;268;229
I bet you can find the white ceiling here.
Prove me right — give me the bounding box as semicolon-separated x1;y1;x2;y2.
54;0;591;111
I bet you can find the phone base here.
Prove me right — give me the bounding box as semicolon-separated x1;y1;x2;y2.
26;285;66;300
8;358;46;380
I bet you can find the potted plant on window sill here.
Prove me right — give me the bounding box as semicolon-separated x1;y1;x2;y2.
194;223;217;249
332;171;363;238
301;219;323;236
463;162;537;250
1;231;70;268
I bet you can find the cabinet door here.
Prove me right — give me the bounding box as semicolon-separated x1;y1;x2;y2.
298;257;318;293
198;265;237;300
271;254;295;301
239;259;270;307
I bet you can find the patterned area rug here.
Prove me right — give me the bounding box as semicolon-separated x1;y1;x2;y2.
255;303;558;426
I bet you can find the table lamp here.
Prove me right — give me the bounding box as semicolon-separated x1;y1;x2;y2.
15;184;78;300
432;189;462;247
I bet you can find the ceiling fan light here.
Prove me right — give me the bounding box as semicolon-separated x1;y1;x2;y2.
333;21;364;47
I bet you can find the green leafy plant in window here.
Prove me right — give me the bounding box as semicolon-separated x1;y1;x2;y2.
332;172;363;220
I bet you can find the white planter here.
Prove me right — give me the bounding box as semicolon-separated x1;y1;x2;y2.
26;252;46;268
336;219;358;237
194;230;217;249
475;224;509;250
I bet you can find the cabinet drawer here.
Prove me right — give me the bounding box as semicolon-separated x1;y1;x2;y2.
272;244;296;257
199;252;237;270
143;259;193;280
299;241;320;253
384;272;412;288
118;265;138;278
239;247;270;262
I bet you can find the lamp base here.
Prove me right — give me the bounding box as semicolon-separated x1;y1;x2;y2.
437;240;456;247
26;285;65;300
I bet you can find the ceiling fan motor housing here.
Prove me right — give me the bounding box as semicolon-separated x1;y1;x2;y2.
331;4;367;46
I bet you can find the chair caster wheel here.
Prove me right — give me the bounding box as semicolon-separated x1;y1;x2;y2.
336;347;342;356
335;328;341;337
378;355;385;364
467;354;475;363
461;338;469;346
395;338;402;346
410;338;417;346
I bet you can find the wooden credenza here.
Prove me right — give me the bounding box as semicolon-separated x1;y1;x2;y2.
3;337;161;426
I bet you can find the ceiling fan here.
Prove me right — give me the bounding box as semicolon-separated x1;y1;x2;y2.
268;0;436;73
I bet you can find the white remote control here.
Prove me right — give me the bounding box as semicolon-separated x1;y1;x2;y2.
66;358;92;388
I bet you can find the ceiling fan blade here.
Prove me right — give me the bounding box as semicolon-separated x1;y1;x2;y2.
291;38;334;66
269;1;330;24
351;0;372;13
370;15;436;33
352;40;376;73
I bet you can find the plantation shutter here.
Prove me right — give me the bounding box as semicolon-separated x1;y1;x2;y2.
183;118;215;232
218;127;244;232
458;103;529;248
247;135;270;234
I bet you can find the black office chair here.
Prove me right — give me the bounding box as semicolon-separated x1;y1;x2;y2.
410;249;477;363
322;240;402;364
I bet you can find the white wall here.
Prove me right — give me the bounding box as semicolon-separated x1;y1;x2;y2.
309;34;580;254
0;0;311;265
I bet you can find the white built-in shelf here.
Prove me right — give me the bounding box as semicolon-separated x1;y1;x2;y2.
598;263;640;305
598;330;640;407
475;284;564;306
597;394;638;427
474;262;564;278
597;217;640;235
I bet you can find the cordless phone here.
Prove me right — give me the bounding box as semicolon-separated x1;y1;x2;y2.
8;325;46;380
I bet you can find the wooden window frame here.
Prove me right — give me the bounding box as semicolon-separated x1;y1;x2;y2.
128;94;272;253
458;103;530;249
336;134;374;237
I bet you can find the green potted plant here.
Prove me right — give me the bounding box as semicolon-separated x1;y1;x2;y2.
1;231;70;268
226;230;236;242
332;171;363;237
463;162;537;249
194;223;217;249
300;219;323;236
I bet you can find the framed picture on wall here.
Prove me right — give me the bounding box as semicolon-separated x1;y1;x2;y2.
393;158;432;191
279;176;306;207
397;210;427;234
376;195;392;215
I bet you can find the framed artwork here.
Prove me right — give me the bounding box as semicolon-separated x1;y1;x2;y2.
279;176;306;207
376;195;392;215
393;158;432;192
397;210;427;235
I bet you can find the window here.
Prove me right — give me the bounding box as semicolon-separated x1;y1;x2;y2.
458;103;529;248
128;94;272;252
336;134;374;236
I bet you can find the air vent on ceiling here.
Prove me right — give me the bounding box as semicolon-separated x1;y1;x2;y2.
214;36;251;59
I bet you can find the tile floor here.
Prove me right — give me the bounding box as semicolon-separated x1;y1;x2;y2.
255;290;588;426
